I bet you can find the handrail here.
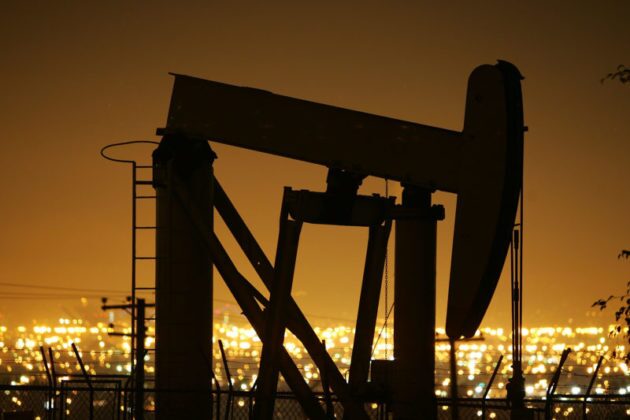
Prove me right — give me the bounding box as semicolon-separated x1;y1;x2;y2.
100;139;159;407
100;140;159;164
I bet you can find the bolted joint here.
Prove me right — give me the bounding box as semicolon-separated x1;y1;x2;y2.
152;134;216;187
431;204;445;221
390;203;444;221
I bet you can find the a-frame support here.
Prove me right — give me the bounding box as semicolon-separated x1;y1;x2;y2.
254;193;303;418
214;180;370;418
170;170;329;419
165;162;443;419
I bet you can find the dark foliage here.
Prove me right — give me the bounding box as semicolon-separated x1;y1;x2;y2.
592;250;630;361
601;65;630;85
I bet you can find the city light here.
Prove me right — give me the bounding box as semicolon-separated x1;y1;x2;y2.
0;314;627;401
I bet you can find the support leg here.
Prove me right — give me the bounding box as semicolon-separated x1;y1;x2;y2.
153;136;214;419
170;176;327;420
349;221;392;391
254;198;303;419
393;187;438;419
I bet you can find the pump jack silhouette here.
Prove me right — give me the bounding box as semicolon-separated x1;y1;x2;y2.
144;60;525;419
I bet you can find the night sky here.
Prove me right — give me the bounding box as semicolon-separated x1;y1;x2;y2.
0;2;628;329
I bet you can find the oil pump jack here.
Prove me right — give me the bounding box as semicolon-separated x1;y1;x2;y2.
148;60;524;419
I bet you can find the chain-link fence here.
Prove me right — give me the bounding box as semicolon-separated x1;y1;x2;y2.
0;384;629;419
0;385;47;419
435;397;630;420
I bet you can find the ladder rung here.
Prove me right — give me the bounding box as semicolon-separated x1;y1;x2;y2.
135;180;153;185
136;165;152;169
135;287;156;290
136;256;157;260
136;196;156;199
135;226;157;230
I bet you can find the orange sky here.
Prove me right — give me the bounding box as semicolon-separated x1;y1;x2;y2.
0;2;628;329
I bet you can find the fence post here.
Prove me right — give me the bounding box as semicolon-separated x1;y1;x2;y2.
545;347;571;420
249;378;258;419
215;374;222;420
320;339;335;418
72;342;94;420
219;339;234;420
48;347;57;420
482;355;503;419
582;355;603;419
40;346;53;420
